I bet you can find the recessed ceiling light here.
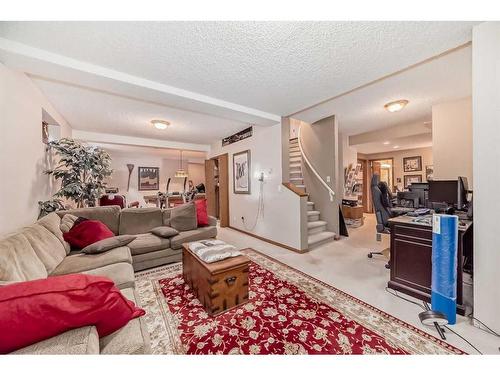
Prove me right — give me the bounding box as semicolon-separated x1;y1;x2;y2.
384;100;409;113
393;145;400;149
383;141;390;145
151;120;170;130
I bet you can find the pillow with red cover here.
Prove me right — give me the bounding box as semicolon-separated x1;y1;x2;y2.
63;219;114;249
0;274;145;354
194;199;209;227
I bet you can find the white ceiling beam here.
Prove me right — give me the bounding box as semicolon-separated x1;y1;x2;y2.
73;130;210;152
349;121;432;146
0;37;281;126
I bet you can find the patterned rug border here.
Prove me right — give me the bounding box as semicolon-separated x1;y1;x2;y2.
134;248;465;354
239;248;465;354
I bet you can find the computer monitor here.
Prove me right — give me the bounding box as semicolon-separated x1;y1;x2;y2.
457;176;469;210
408;183;429;207
428;180;458;207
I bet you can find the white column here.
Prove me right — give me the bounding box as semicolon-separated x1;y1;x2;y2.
472;22;500;332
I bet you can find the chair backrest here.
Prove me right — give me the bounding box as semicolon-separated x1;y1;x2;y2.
99;194;126;209
370;174;392;233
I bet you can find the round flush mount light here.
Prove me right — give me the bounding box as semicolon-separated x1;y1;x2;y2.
151;120;170;130
383;141;390;145
384;99;409;113
393;145;400;149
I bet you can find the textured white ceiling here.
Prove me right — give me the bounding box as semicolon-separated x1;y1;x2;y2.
297;45;472;135
0;21;478;115
355;133;433;155
31;77;249;144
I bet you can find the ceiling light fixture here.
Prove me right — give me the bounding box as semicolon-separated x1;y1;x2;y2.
383;141;390;145
384;100;409;113
151;120;170;130
393;145;400;149
175;150;188;178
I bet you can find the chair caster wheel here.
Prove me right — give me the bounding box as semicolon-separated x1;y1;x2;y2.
385;263;390;269
367;253;373;258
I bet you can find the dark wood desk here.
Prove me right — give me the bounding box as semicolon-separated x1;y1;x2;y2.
388;215;473;315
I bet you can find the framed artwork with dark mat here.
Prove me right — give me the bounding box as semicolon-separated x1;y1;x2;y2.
403;156;422;172
404;174;422;188
138;167;159;191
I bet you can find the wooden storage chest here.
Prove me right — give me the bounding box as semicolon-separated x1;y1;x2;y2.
182;244;250;316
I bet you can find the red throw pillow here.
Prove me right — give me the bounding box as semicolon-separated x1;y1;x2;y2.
63;220;114;249
0;274;145;353
194;199;209;227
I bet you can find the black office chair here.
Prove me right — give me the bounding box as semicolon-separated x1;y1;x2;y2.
368;174;392;269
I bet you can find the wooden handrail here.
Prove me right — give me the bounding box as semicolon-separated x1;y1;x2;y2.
282;182;307;197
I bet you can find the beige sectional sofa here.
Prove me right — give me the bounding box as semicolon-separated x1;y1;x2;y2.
0;205;217;354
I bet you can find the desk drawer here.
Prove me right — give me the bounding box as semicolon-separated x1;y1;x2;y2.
393;224;432;242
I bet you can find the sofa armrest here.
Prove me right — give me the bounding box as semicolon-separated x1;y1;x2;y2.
12;326;99;355
208;216;218;227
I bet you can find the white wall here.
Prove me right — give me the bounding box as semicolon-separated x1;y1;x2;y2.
362;146;434;189
104;152;205;203
432;97;473;186
0;64;72;236
472;22;500;333
210;124;303;250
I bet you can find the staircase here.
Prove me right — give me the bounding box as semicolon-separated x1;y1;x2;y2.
289;138;337;248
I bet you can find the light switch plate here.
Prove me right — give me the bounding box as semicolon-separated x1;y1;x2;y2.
326;176;331;182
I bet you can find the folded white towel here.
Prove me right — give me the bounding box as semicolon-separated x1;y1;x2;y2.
188;240;241;263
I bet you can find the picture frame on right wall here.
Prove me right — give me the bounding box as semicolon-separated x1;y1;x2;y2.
404;174;422;188
403;156;422;172
426;165;434;181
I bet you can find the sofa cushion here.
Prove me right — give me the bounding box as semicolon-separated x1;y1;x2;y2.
194;199;209;226
64;220;115;250
150;226;179;238
162;208;171;225
50;247;132;276
0;232;48;282
119;208;163;235
82;262;135;290
0;274;144;353
12;326;99;355
169;202;197;231
60;214;79;233
82;235;136;254
57;206;121;235
169;226;218;250
37;213;71;254
99;288;150;354
22;224;67;274
128;233;171;255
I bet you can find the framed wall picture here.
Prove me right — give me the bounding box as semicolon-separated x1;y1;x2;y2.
404;174;422;188
138;167;159;191
403;156;422;172
426;165;434;181
233;150;251;194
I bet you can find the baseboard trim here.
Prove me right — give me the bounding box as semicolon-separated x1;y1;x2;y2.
228;226;306;254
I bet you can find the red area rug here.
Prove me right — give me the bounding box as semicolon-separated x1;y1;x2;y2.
135;249;464;354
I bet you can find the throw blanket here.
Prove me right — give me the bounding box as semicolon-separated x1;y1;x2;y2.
188;240;241;263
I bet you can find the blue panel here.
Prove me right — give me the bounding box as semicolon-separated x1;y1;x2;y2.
431;214;458;325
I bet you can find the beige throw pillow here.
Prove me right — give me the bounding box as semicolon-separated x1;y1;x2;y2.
169;202;197;232
60;214;79;233
150;226;179;238
81;235;137;254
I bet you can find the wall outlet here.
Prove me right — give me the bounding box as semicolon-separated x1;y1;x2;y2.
326;176;331;182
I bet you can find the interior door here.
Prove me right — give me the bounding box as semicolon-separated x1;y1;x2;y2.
218;154;229;227
205;159;217;218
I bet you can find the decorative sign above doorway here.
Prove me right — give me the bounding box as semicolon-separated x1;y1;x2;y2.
222;126;253;147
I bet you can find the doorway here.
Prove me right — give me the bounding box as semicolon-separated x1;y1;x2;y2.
366;158;394;212
205;154;229;227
